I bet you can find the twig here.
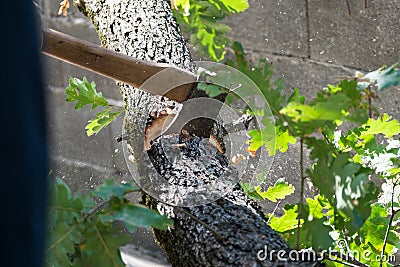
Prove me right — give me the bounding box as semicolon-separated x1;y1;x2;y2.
323;254;368;267
296;137;305;249
325;257;359;267
380;181;399;267
368;96;372;118
46;199;110;253
267;201;282;224
366;85;373;118
329;251;371;267
345;0;352;15
171;143;187;149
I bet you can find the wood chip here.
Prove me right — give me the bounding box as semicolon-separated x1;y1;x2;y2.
246;147;257;157
144;113;176;151
231;154;246;165
209;133;224;154
171;143;187;149
58;0;70;16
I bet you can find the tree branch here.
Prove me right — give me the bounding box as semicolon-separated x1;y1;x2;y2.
73;0;324;265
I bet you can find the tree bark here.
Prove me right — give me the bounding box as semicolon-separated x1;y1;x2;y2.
73;0;323;266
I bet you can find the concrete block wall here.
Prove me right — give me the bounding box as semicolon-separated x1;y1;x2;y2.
38;0;399;263
224;0;400;91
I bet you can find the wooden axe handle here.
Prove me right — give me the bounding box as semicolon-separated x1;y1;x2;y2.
41;29;197;103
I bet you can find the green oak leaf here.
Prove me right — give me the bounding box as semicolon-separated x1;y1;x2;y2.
280;93;352;123
46;222;82;266
65;77;108;110
197;82;228;97
302;218;334;250
86;108;123;136
47;177;85;226
219;0;249;12
240;183;267;200
283;199;334;250
306;195;330;220
99;204;172;233
247;120;296;156
358;63;400;91
360;203;400;254
92;179;140;202
174;2;248;61
174;0;190;14
268;205;300;233
80;221;129;267
46;178;92;266
264;178;295;202
361;114;400;141
241;179;294;202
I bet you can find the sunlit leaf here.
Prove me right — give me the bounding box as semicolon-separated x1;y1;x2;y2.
306;195;329;220
173;1;248;61
263;178;295;202
86;108;123;136
219;0;249;12
268;205;300;233
280;93;352;123
360;203;400;253
361;114;400;140
358;63;400;91
241;179;294;202
247;122;296;156
65;77;108;110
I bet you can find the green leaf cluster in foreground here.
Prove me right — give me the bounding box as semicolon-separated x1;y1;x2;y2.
200;41;400;265
46;178;172;266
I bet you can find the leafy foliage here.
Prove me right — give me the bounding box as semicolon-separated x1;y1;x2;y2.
46;178;172;266
65;77;123;136
173;0;249;61
200;39;400;265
